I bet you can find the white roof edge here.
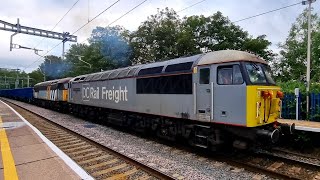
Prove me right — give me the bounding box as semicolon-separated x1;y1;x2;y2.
197;50;266;66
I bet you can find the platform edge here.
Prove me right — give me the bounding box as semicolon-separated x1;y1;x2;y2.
0;100;94;180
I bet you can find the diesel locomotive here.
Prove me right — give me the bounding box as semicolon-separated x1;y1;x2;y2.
1;50;295;150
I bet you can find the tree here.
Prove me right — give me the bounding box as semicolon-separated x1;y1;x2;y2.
183;13;246;51
65;43;116;77
130;8;274;65
65;43;92;77
39;55;70;80
130;8;182;64
275;8;320;82
182;12;274;61
89;26;132;68
64;26;131;77
0;68;20;89
242;35;274;61
28;69;45;86
51;8;274;78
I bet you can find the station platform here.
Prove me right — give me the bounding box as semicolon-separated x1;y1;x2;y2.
0;100;93;180
278;119;320;133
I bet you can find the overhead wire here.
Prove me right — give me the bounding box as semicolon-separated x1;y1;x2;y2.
79;0;148;44
177;0;206;13
30;0;177;65
72;0;120;35
46;0;120;52
80;0;148;44
108;0;148;27
25;1;303;71
33;0;81;49
232;2;302;23
24;0;121;71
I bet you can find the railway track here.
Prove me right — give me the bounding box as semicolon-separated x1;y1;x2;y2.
223;149;320;180
5;99;320;179
6;100;174;180
271;147;320;163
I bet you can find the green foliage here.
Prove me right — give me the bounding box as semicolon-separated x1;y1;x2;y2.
130;8;182;64
275;9;320;121
64;26;131;77
65;43;117;77
278;80;320;120
277;80;320;93
130;8;274;64
274;8;320;82
0;69;32;89
242;35;274;62
38;55;70;81
89;26;132;68
33;7;274;80
0;69;20;88
28;69;44;86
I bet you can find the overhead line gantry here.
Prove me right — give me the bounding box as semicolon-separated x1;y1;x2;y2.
0;18;77;58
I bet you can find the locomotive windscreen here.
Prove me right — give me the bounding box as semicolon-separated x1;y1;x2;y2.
245;62;276;85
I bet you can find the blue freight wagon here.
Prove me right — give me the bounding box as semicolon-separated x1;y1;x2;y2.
0;87;33;102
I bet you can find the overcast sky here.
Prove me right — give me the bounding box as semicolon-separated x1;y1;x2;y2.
0;0;319;73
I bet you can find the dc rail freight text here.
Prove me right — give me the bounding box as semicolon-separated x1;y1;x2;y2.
82;85;128;103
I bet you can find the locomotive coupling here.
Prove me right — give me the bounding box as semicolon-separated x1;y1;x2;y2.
256;129;280;143
276;122;295;135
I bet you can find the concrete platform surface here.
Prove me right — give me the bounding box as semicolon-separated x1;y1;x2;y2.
279;119;320;132
0;100;93;180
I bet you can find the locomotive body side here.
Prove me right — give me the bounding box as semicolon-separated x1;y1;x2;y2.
69;55;200;121
0;51;293;150
66;50;293;149
8;50;291;149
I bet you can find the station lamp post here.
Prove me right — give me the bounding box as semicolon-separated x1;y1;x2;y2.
302;0;316;117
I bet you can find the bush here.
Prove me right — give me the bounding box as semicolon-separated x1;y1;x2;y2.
277;80;320;93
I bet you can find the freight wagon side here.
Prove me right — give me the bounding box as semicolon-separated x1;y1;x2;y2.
0;87;33;102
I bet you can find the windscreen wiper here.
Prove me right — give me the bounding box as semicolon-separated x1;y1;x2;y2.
252;62;259;71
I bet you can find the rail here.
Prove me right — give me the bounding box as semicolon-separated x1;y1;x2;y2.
4;100;174;180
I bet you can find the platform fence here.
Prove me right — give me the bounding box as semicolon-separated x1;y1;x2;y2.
281;93;320;122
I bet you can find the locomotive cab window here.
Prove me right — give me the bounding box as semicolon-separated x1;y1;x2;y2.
217;65;243;85
199;68;210;84
245;62;276;85
63;83;68;89
263;65;276;85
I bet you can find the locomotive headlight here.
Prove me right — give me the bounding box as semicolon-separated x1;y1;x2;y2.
269;90;273;98
261;91;271;99
276;91;284;99
261;91;268;99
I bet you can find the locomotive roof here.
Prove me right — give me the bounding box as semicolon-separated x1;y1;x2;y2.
70;50;266;82
197;50;266;66
34;79;57;87
57;77;73;83
34;77;72;88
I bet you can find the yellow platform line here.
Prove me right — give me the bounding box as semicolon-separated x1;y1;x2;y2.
0;116;19;180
